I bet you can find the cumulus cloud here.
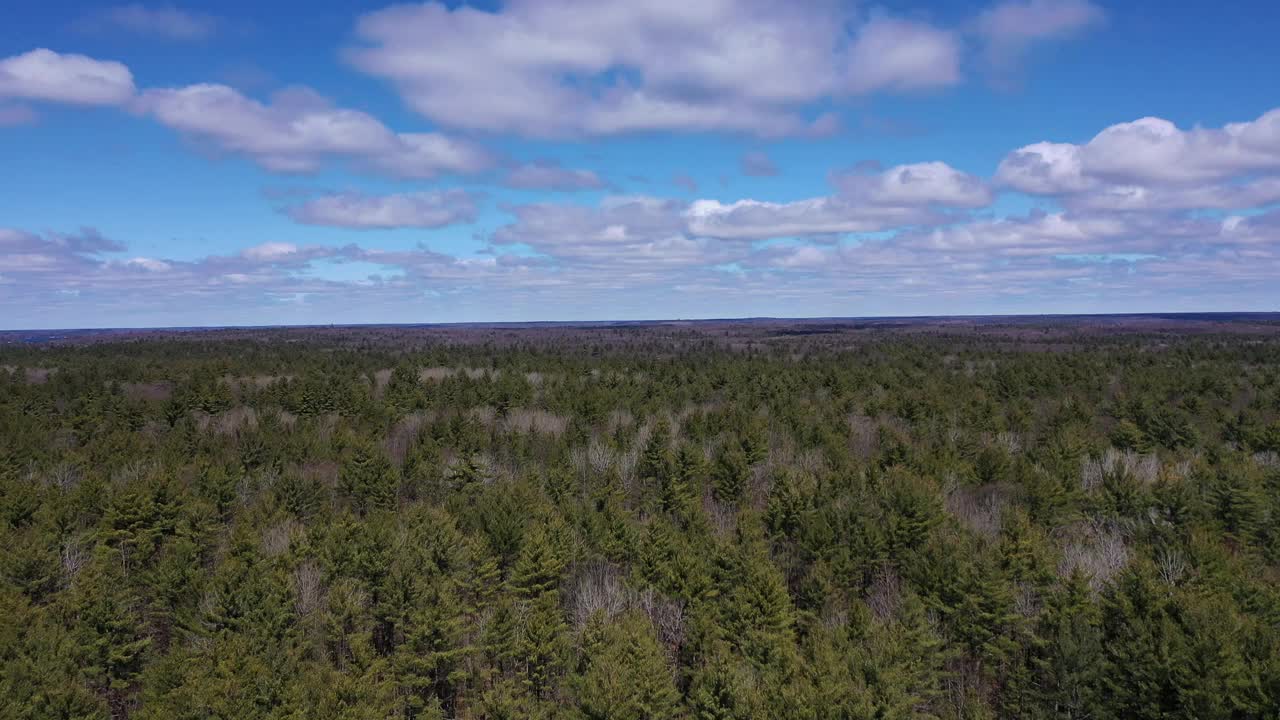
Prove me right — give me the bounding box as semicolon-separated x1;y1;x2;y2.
997;108;1280;210
1080;115;1280;184
285;189;481;229
741;151;780;177
995;141;1090;194
135;83;493;178
502;160;607;191
84;5;221;40
346;1;963;137
0;49;135;106
833;161;993;208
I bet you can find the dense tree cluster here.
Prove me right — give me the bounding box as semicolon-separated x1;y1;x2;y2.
2;325;1279;718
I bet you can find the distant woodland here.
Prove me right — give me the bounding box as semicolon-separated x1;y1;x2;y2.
2;320;1279;719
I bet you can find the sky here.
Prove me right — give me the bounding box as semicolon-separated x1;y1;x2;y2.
1;0;1279;329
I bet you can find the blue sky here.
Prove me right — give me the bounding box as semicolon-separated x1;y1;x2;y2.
1;0;1278;329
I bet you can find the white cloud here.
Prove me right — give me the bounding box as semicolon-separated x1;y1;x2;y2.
908;211;1131;255
135;83;493;178
285;190;480;229
770;245;831;268
6;198;1280;327
688;161;989;240
490;160;989;258
242;242;298;261
0;227;124;273
346;1;962;137
137;84;387;171
375;132;494;180
1066;177;1280;212
833;161;993;208
995;141;1090;194
124;257;172;272
1080;115;1277;184
483;195;774;289
0;49;135;106
686;197;933;240
997;108;1280;210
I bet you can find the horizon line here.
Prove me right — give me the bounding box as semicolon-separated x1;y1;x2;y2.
3;309;1279;335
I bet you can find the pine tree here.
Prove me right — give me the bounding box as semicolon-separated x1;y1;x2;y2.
712;443;750;505
724;545;795;671
863;592;949;719
339;441;399;514
637;420;674;485
509;524;567;600
1012;570;1103;719
394;580;469;718
577;611;680;720
517;591;569;700
1099;568;1184;720
637;421;675;512
484;595;520;676
66;550;152;711
687;644;763;720
673;441;709;506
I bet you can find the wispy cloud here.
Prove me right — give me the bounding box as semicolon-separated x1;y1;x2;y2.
976;0;1106;80
741;151;780;177
0;103;38;126
672;174;699;194
79;5;222;41
284;190;481;229
501;160;607;191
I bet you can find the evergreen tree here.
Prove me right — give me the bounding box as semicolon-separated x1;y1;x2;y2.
394;580;469;717
577;611;680;720
339;441;399;514
712;444;751;505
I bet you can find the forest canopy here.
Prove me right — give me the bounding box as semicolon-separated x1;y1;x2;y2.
2;319;1279;719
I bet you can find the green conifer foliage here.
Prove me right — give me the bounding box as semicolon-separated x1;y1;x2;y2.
577;611;680;720
1;325;1279;718
339;442;399;514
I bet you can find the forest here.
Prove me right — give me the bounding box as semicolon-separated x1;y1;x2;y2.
2;319;1279;719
